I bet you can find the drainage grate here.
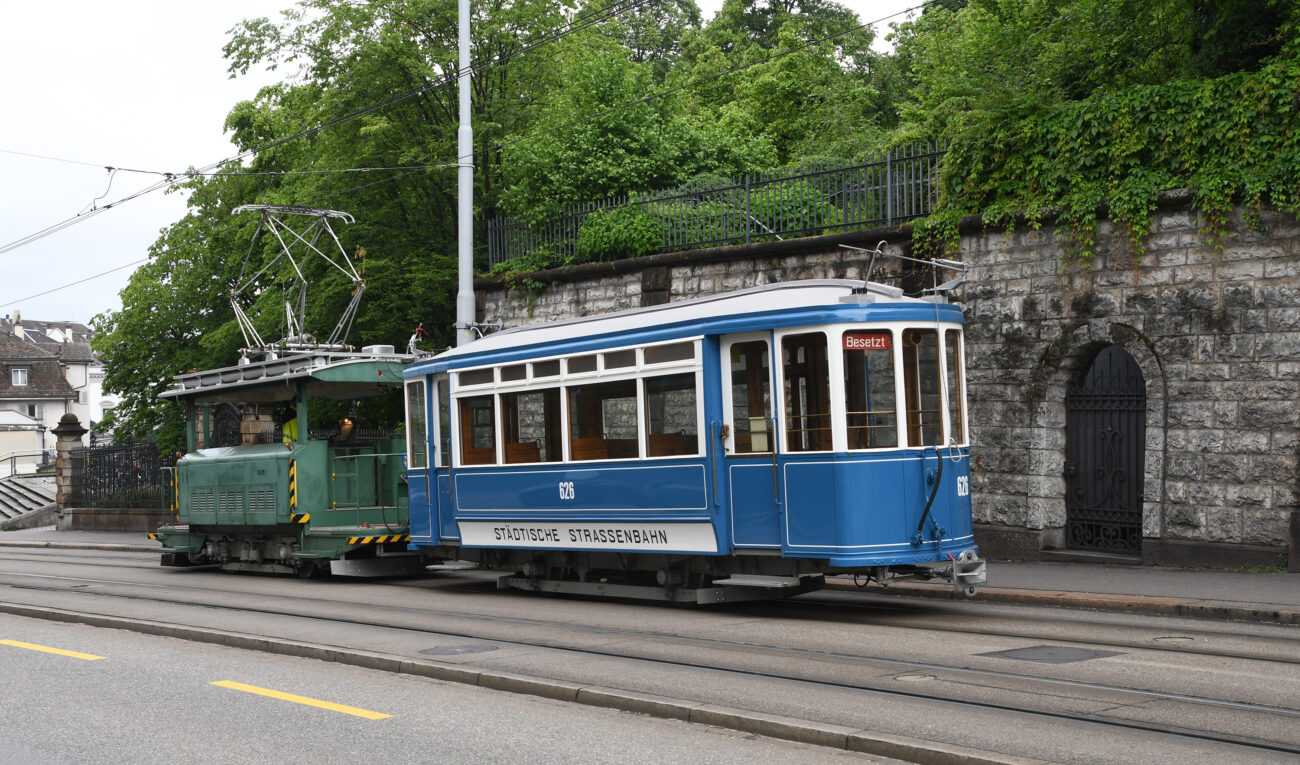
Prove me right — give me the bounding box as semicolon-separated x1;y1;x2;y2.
419;645;498;656
978;645;1124;664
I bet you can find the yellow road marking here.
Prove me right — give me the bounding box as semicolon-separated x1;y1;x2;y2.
211;681;391;719
0;639;105;661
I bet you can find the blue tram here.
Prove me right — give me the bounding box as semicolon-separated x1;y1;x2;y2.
403;279;986;602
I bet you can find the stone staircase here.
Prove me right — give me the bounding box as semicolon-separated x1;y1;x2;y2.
0;476;57;530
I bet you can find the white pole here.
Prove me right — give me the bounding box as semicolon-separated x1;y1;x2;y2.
455;0;475;346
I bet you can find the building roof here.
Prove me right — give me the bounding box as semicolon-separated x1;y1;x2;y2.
0;332;55;360
0;316;92;345
0;335;75;399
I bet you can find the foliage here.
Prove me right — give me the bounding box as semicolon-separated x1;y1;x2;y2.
576;205;663;261
897;0;1300;263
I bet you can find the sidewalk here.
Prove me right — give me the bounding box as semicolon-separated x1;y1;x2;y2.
3;525;1297;624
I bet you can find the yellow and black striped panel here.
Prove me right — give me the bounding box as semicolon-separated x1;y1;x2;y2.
288;460;298;509
290;513;310;525
147;533;158;541
346;534;412;545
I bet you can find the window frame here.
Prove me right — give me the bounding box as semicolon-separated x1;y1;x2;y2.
446;338;704;466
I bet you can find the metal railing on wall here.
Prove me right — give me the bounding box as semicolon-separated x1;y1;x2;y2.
69;442;175;509
487;142;946;269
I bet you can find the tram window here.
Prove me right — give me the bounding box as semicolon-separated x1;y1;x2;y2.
458;395;497;465
645;342;695;365
405;381;428;469
644;373;699;457
501;389;560;463
499;364;527;383
945;330;966;444
903;329;943;446
730;341;772;453
604;349;636;369
436;375;450;468
459;368;493;387
782;333;831;452
532;359;560;378
843;332;898;449
568;379;638;460
568;354;598;374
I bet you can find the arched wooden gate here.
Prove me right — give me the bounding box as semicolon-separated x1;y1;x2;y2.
1065;345;1147;553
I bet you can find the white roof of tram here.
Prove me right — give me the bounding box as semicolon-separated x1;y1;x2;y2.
414;279;951;372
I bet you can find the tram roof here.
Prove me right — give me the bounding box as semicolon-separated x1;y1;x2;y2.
407;279;962;376
161;349;410;403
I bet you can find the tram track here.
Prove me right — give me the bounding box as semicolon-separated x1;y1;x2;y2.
0;558;1298;760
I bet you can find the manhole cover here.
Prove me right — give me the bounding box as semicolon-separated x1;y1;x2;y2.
419;645;498;656
978;645;1124;664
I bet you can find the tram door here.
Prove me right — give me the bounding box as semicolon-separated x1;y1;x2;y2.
432;374;456;542
721;335;782;547
405;378;434;542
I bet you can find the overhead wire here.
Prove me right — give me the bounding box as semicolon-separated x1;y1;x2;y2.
2;0;926;303
0;0;660;258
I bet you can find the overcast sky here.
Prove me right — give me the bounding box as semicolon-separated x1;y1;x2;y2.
0;0;920;328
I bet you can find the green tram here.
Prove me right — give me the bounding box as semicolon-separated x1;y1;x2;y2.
150;346;424;577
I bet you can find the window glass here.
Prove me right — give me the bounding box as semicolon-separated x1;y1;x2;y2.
499;364;526;382
459;368;493;387
843;331;898;449
903;329;943;446
782;333;831;452
405;381;428;469
729;341;772;453
501;389;560;463
644;373;698;456
458;395;496;465
435;375;450;467
603;349;636;369
532;359;560;378
568;354;598;374
644;342;694;364
567;379;638;460
11;368;27;386
946;330;966;444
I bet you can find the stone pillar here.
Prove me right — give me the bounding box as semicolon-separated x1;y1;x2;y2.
52;414;88;531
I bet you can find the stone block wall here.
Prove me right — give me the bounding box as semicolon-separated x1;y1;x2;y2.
477;202;1300;569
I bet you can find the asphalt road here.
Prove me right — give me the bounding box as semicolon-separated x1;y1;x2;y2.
0;546;1297;764
0;612;894;765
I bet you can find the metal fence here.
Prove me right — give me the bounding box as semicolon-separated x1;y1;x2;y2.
487;142;947;269
69;442;175;509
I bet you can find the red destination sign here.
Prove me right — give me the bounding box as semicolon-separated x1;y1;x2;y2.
843;333;891;351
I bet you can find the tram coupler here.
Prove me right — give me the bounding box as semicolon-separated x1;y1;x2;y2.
943;549;986;596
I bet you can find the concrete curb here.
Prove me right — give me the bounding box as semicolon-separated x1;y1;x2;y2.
824;579;1300;626
0;601;1040;765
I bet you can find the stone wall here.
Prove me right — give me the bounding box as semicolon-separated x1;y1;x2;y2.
477;199;1300;570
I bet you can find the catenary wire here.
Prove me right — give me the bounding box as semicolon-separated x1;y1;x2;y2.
0;0;927;298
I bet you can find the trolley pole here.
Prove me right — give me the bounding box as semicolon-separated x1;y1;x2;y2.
455;0;475;347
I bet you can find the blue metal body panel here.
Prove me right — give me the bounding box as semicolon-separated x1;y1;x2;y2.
408;467;432;543
452;462;710;517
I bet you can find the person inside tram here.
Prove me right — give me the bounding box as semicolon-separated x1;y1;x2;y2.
279;406;301;447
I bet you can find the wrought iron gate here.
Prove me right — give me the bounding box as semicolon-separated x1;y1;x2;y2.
1065;345;1147;552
